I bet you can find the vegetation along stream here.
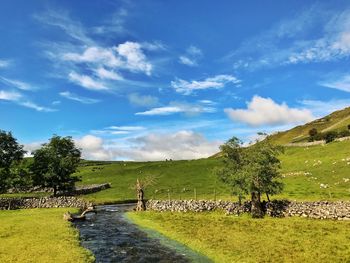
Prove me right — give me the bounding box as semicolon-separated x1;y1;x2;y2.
74;204;211;263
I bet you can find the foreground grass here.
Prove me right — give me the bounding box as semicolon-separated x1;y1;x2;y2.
0;208;93;263
128;211;350;263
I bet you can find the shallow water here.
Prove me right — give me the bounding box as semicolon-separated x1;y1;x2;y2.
74;204;204;263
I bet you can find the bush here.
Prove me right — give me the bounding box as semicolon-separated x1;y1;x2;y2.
324;131;337;143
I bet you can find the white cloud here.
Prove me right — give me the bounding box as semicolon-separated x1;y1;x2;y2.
135;102;216;116
63;41;153;78
108;126;145;131
115;41;152;75
75;135;112;160
299;98;350;117
124;130;221;161
74;131;221;161
128;93;159;107
0;60;10;68
0;90;55;112
0;90;22;101
179;56;197;66
228;7;350;69
68;71;107;90
225;95;315;126
94;67;123;80
321;74;350;92
171;74;241;95
34;9;94;45
59;91;100;104
179;45;202;66
19;101;57;112
0;77;37;91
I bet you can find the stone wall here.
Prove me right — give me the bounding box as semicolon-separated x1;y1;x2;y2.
0;197;92;210
146;200;350;220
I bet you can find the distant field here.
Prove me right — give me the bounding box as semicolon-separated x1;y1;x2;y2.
0;208;93;263
76;140;350;203
128;211;350;263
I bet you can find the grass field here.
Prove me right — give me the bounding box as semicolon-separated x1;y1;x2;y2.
0;208;94;263
75;140;350;203
128;211;350;263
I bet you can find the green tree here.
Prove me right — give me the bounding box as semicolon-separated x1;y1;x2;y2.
0;130;26;193
31;135;81;196
217;136;284;218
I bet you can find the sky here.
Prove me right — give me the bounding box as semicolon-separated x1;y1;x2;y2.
1;0;350;161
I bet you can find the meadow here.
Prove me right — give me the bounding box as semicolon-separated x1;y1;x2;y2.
77;140;350;203
0;208;94;263
128;211;350;263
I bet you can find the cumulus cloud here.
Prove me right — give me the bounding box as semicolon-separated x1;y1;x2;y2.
75;131;221;161
224;95;315;126
128;93;159;107
75;135;112;160
171;74;241;95
59;91;100;104
124;130;221;161
135;102;216;116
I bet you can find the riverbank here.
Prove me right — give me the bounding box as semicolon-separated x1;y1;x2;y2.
128;211;350;263
0;208;94;263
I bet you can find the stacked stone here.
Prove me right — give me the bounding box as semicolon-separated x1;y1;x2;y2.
146;199;350;220
0;197;92;210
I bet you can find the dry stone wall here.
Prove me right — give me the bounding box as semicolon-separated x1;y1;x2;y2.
0;197;92;210
146;200;350;220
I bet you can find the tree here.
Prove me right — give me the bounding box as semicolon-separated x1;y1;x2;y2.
308;128;318;137
217;136;284;218
31;135;81;196
0;130;26;193
324;131;337;143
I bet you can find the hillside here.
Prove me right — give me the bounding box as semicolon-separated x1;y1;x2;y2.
269;106;350;145
77;140;350;203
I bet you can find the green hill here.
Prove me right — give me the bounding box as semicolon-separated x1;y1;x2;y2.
77;140;350;204
269;106;350;145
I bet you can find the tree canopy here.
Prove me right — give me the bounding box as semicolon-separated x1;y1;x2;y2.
217;136;284;218
0;130;26;193
31;135;81;196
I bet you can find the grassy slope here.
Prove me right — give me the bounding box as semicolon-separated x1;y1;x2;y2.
128;211;350;263
0;208;94;263
76;140;350;203
269;107;350;145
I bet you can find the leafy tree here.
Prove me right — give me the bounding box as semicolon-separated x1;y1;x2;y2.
31;135;81;196
217;136;284;218
324;131;337;143
0;130;26;193
308;128;318;137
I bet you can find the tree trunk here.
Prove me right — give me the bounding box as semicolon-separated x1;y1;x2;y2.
135;179;146;211
53;186;57;197
251;191;264;218
266;193;270;202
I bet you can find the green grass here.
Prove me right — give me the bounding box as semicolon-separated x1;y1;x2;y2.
73;140;350;203
0;208;94;263
128;211;350;263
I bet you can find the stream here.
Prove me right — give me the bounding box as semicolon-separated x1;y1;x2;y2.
74;204;211;263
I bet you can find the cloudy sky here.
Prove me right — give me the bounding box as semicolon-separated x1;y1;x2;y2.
1;0;350;160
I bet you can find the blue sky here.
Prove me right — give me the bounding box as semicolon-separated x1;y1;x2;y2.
1;0;350;160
